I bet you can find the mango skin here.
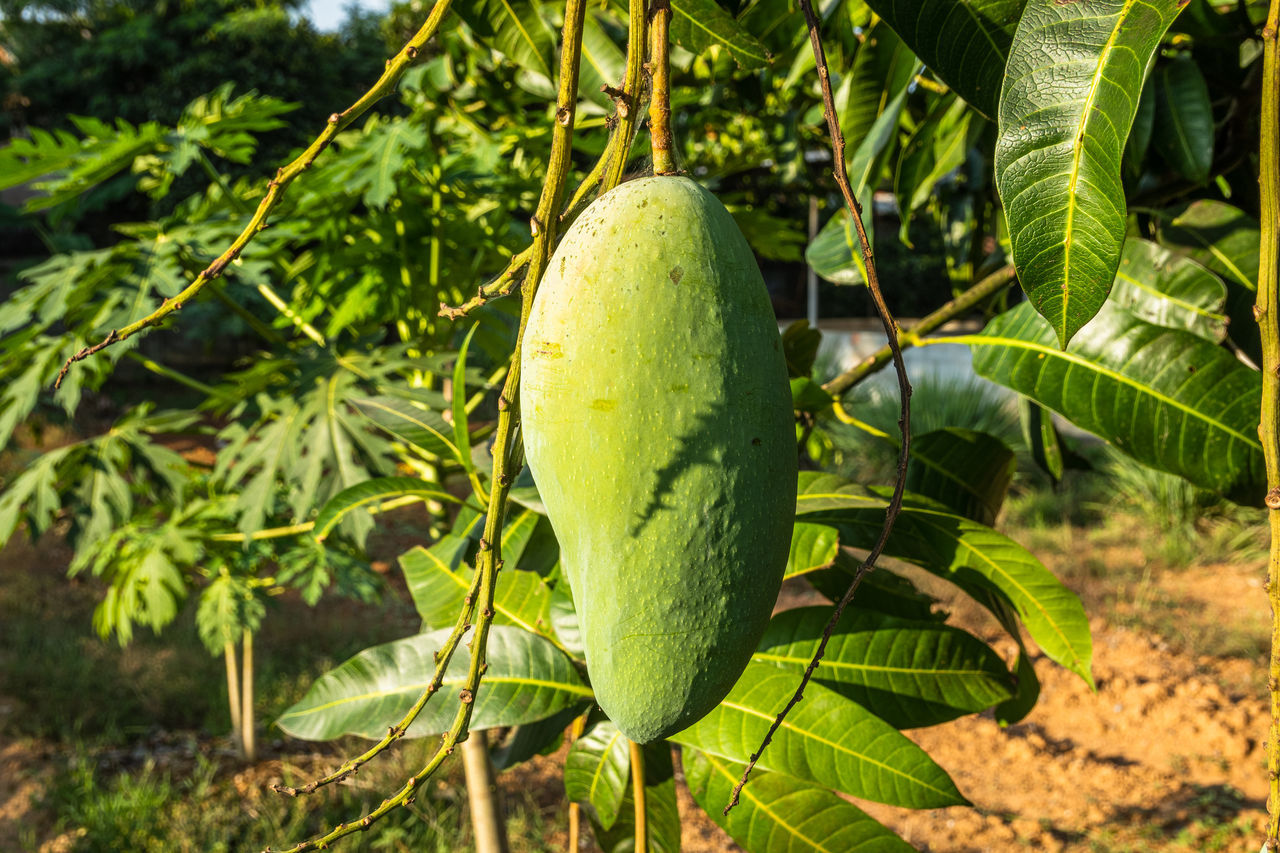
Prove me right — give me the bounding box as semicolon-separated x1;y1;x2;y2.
520;176;797;743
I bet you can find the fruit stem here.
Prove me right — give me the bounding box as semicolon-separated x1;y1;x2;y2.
647;0;676;176
630;740;649;852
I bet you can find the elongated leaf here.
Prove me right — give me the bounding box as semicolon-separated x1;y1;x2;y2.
564;718;631;829
669;0;771;69
995;0;1183;344
350;395;463;465
754;606;1013;728
277;626;592;740
786;522;840;578
905;428;1015;525
1155;199;1262;363
451;324;481;479
312;477;459;541
400;545;556;639
807;562;943;622
548;573;585;656
455;0;558;82
1019;397;1065;481
894;94;974;222
795;472;1092;684
593;741;681;853
864;0;1024;118
670;663;965;808
838;22;917;150
685;749;915;853
1151;55;1214;183
1124;77;1156;177
968;301;1264;499
1110;239;1227;340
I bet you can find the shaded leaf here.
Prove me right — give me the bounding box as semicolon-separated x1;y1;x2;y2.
312;477;460;541
670;663;965;808
754;606;1014;728
1151;56;1214;184
592;741;681;853
685;749;915;853
565;718;631;829
1109;239;1227;341
905;428;1015;525
670;0;771;69
277;626;592;740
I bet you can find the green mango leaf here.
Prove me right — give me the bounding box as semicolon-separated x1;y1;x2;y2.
400;544;556;640
995;647;1041;726
968;302;1264;499
669;0;771;69
548;573;585;657
905;428;1016;526
592;741;681;853
994;0;1184;344
1110;239;1227;341
785;522;840;579
795;472;1092;685
1151;55;1214;184
454;0;558;83
808;562;943;622
564;718;631;829
684;749;915;853
894;94;975;221
1154;199;1262;364
863;0;1024;118
350;394;464;466
579;12;629;112
754;606;1014;728
791;377;836;414
1124;77;1156;177
837;21;917;150
1019;397;1065;482
276;626;592;741
781;320;823;378
451;324;481;481
670;663;966;808
312;477;460;541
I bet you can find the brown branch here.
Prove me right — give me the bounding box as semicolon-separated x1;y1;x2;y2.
724;0;913;814
54;0;456;389
646;0;675;175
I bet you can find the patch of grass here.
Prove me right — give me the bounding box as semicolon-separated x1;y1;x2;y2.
33;738;564;853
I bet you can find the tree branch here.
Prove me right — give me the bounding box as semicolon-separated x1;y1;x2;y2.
725;0;913;814
55;0;457;388
646;0;675;175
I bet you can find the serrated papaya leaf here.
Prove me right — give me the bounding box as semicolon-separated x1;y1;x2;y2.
276;626;591;741
669;663;965;808
795;472;1092;686
1109;239;1227;341
863;0;1024;119
684;749;916;853
785;522;840;578
753;606;1014;729
564;718;631;830
968;301;1263;500
994;0;1184;345
399;544;557;641
904;428;1016;526
312;477;460;541
591;741;681;853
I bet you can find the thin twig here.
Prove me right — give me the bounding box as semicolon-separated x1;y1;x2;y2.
1257;0;1279;846
724;0;913;814
822;263;1017;396
267;0;591;845
54;0;456;389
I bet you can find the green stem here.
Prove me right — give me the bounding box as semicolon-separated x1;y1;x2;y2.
647;0;675;175
55;0;456;388
270;0;590;845
224;640;242;751
821;263;1017;396
124;351;231;401
602;0;649;191
1257;0;1280;846
241;630;256;762
256;283;327;347
629;740;648;853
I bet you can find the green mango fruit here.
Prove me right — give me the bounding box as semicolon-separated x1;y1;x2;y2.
521;176;797;743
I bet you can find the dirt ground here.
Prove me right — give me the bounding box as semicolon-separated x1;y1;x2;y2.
0;530;1272;852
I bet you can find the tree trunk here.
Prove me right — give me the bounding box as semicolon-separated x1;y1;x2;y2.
224;641;242;754
462;731;509;853
241;631;256;762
